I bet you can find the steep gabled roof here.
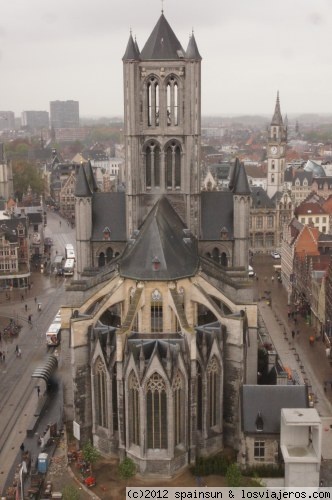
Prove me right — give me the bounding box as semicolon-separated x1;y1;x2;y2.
122;33;140;61
250;186;275;209
140;14;185;60
120;196;199;280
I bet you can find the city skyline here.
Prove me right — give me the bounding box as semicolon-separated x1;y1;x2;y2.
1;0;331;118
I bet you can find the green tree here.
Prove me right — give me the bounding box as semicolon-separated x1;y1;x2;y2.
12;160;44;200
118;457;136;481
62;485;80;500
81;441;100;473
226;463;243;487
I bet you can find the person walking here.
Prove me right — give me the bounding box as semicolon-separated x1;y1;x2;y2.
20;443;25;452
25;304;28;312
292;330;295;340
34;297;37;304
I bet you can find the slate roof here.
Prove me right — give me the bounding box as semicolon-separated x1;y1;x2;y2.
91;192;126;242
75;162;98;197
250;186;274;209
242;385;308;434
120;196;199;280
200;191;234;240
186;33;201;60
140;14;185;60
123;33;140;61
229;158;251;195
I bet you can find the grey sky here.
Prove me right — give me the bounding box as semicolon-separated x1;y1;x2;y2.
0;0;331;118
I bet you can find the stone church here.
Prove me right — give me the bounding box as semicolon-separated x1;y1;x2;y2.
66;12;257;476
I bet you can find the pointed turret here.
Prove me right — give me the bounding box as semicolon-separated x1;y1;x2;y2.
229;158;251;195
122;32;140;61
186;33;202;60
140;13;185;60
271;91;283;126
75;164;92;197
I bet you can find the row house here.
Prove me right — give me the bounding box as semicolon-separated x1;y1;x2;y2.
250;187;293;253
295;202;330;234
0;217;30;290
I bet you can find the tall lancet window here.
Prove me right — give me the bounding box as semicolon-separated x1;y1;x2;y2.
165;142;181;189
147;77;159;127
207;356;219;428
173;372;184;446
166;77;179;126
145;142;161;189
151;289;163;332
147;373;167;449
129;371;140;446
94;357;108;428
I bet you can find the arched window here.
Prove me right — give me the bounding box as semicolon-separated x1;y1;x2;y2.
196;362;203;431
151;289;163;332
146;373;167;449
220;252;228;267
94;357;108;428
173;372;183;446
145;142;161;189
106;247;113;263
147;77;159;127
98;252;105;267
207;356;219;428
165;142;181;190
166;78;179;126
271;161;275;170
129;372;140;446
212;247;219;263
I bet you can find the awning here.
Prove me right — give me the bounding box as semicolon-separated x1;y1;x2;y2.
31;355;58;383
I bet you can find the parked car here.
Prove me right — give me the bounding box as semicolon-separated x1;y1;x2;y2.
271;251;281;259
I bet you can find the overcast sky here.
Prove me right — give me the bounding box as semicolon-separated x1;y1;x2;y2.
1;0;331;119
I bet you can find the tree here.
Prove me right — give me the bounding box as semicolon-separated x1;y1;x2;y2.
12;160;44;200
81;441;100;473
118;457;136;481
62;485;80;500
226;463;243;487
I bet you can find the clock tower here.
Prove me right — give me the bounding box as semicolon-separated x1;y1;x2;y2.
267;92;287;199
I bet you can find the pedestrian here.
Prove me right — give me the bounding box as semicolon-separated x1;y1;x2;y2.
28;314;32;325
20;443;24;452
15;344;19;354
0;331;2;342
21;294;24;301
294;317;297;325
271;275;274;283
25;304;27;312
292;330;295;340
37;386;40;398
2;352;5;362
34;297;37;304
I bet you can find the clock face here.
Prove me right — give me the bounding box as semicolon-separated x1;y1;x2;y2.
271;146;278;154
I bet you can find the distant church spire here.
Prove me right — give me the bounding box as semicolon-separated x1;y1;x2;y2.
271;91;283;126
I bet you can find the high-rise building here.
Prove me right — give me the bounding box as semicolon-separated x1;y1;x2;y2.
0;111;15;131
21;111;49;130
49;100;79;129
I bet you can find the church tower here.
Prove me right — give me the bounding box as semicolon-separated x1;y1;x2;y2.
123;14;202;237
266;93;287;199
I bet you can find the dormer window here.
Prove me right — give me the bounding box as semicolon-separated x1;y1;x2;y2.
152;256;160;271
220;227;228;240
103;227;111;240
255;411;264;432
